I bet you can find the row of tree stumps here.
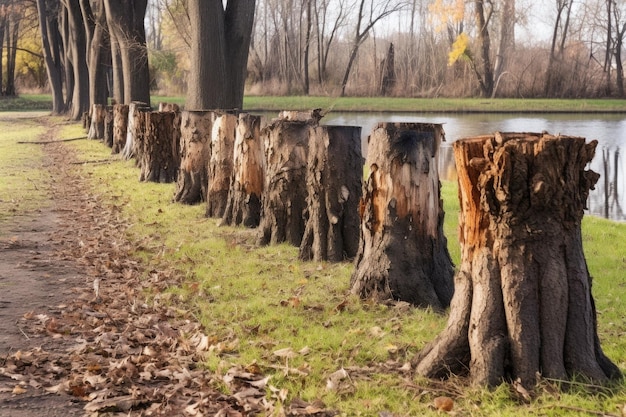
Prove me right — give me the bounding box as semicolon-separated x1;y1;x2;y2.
86;104;621;391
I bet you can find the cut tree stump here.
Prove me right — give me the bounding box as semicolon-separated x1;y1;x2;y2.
220;113;265;228
413;132;622;389
111;104;129;154
173;110;217;204
139;111;179;183
122;101;150;161
103;105;114;148
206;113;237;218
88;104;106;140
298;125;363;262
158;102;182;165
350;123;454;310
257;118;315;246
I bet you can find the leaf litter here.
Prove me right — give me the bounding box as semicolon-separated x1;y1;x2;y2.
0;137;339;416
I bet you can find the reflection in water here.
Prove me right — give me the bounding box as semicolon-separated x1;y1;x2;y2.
320;112;626;221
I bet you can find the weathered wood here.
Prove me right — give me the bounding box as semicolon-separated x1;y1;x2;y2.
206;113;237;218
111;104;129;154
257;119;313;246
173;110;216;204
220;114;265;228
139;111;179;183
88;103;106;140
350;123;454;309
413;132;621;389
298;125;363;262
122;101;150;161
103;105;114;148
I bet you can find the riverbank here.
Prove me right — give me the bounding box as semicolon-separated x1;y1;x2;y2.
5;94;626;114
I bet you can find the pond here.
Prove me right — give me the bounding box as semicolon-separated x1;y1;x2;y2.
320;112;626;222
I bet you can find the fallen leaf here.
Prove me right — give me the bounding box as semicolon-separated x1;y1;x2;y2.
12;385;27;395
326;368;349;391
433;396;454;412
273;347;297;359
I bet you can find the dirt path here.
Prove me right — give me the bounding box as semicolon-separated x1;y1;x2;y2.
0;123;91;415
0;119;272;416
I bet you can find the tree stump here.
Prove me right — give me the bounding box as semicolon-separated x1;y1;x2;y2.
111;104;129;154
88;103;106;140
350;123;454;310
159;102;182;164
413;132;622;388
139;111;179;183
173;110;217;204
103;105;114;148
122;101;150;161
220;113;265;228
257;119;313;246
206;113;237;218
298;125;363;262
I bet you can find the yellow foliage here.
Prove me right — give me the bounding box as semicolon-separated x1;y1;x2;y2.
448;32;470;66
428;0;465;33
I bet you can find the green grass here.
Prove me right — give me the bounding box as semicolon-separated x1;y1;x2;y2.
58;121;626;416
0;95;53;112
15;93;626;114
0;113;50;229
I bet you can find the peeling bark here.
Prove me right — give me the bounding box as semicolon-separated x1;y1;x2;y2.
111;103;129;154
413;132;622;388
206;113;238;218
140;111;179;183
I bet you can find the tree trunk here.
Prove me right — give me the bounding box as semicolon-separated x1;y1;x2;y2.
103;105;114;147
36;0;67;115
206;113;238;218
111;103;129;154
65;0;90;119
257;118;314;246
86;0;110;107
379;43;396;96
173;110;216;205
186;0;255;110
88;104;106;139
140;111;179;183
122;101;150;160
413;132;622;389
221;114;265;228
299;125;362;262
350;123;454;309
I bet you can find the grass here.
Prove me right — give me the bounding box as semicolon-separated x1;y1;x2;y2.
148;94;626;114
0;113;50;229
2;115;625;415
0;95;53;112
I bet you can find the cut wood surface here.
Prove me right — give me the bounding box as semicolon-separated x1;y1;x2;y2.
350;122;455;309
221;113;265;227
413;132;621;388
298;125;362;262
122;101;150;161
206;113;237;218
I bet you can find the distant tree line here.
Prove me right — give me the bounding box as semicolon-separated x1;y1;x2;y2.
3;0;626;113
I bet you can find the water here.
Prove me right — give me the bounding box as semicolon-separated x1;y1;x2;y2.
321;112;626;221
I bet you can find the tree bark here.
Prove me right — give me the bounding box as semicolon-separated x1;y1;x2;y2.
122;101;150;160
112;103;129;154
88;103;106;139
103;105;114;147
173;110;217;205
36;0;67;115
299;125;362;262
257;118;314;246
140;111;179;183
379;43;396;96
86;0;110;107
350;123;454;309
64;0;90;119
206;113;238;218
413;132;622;389
186;0;255;110
221;113;265;228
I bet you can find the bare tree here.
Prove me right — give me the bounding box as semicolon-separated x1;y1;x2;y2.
545;0;574;96
36;0;66;113
339;0;405;96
